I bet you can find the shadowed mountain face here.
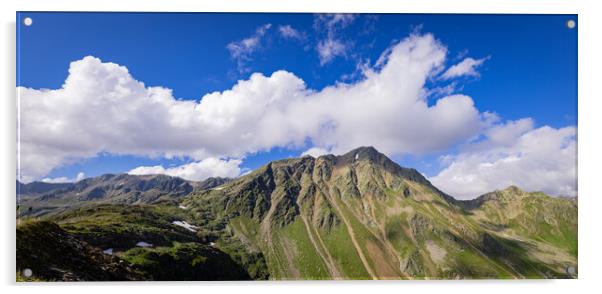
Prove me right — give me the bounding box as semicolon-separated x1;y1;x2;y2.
17;219;251;281
16;147;577;281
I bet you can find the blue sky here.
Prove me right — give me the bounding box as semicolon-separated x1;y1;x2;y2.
16;13;578;198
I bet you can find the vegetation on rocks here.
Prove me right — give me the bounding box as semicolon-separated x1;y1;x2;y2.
16;146;578;281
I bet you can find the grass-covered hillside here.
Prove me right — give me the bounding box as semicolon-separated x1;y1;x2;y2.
16;147;577;281
17;205;255;281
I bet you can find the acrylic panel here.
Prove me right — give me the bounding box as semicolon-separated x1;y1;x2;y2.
16;12;578;281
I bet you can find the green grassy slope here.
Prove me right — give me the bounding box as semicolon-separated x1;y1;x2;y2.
17;205;257;281
181;147;577;280
17;220;145;281
16;147;577;280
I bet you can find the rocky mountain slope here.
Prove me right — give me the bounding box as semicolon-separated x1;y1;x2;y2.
181;146;577;279
16;147;577;280
17;174;229;218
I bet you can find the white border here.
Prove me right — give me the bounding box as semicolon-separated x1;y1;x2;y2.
1;1;601;293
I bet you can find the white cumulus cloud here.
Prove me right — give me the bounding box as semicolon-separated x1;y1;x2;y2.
41;172;86;183
441;57;488;80
430;119;577;199
128;157;242;181
18;33;488;182
300;147;331;158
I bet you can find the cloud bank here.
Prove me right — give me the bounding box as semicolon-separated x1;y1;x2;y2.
430;118;577;199
128;158;242;181
19;33;486;183
300;147;331;158
41;172;86;184
17;32;576;199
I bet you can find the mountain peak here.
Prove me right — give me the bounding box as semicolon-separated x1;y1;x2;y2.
336;146;389;166
500;185;524;194
326;146;457;202
349;145;379;154
461;185;538;209
346;146;381;159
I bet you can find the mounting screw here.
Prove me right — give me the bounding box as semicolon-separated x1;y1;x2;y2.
22;268;32;278
566;20;576;29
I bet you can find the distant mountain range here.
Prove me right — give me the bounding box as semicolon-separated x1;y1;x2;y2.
17;174;230;217
16;147;577;281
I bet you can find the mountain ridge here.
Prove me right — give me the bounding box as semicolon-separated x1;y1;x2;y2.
16;146;577;280
18;147;571;204
17;174;231;218
178;146;576;279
